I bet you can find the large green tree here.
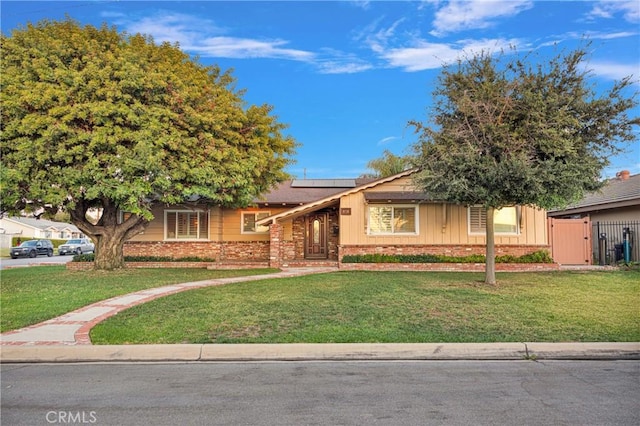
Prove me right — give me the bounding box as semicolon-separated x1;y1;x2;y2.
1;19;297;270
409;47;638;284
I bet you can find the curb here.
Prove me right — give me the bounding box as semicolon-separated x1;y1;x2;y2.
2;343;638;363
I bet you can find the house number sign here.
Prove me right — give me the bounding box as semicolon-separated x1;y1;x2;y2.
340;208;351;215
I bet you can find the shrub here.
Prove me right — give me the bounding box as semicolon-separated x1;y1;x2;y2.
341;250;553;264
72;254;216;263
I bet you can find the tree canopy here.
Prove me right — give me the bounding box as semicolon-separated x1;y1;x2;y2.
1;19;297;269
409;46;638;284
360;149;412;178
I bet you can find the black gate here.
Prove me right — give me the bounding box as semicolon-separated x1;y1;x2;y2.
592;221;639;265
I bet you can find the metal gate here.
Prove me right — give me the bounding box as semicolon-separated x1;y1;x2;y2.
548;218;591;265
592;221;639;265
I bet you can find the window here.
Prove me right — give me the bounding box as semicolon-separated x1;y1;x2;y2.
468;206;519;234
165;210;209;240
242;211;271;234
368;205;417;235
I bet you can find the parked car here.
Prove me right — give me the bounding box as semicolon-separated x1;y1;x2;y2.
10;239;54;258
58;238;95;256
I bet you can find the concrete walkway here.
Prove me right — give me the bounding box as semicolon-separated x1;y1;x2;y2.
0;267;337;346
1;266;638;363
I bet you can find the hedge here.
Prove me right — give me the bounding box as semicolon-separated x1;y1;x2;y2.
11;237;66;248
341;250;554;264
72;254;217;263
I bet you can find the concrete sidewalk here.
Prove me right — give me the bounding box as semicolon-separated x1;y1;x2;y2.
2;342;639;363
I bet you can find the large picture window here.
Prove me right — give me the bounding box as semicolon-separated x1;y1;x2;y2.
368;205;418;235
468;206;519;234
165;210;209;240
242;211;271;234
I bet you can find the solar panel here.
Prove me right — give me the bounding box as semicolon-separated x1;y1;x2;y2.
290;179;357;188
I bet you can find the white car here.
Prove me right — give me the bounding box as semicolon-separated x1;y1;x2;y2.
58;238;95;256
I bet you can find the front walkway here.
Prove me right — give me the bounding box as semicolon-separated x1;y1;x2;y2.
0;267;338;346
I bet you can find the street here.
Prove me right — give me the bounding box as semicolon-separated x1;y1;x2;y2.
2;360;638;425
0;255;69;270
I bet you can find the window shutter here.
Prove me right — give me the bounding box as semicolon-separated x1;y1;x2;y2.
469;206;486;233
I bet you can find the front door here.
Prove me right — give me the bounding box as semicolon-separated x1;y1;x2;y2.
305;213;328;259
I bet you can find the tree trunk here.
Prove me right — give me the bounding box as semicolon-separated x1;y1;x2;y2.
68;198;149;270
93;231;126;270
485;207;496;285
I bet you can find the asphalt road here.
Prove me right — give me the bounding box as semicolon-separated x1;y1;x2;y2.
0;255;69;270
2;360;638;426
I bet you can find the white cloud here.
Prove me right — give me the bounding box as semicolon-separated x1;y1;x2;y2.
430;0;534;36
120;12;315;62
587;1;640;23
317;60;374;74
378;136;399;145
589;61;639;81
315;49;373;74
192;37;314;61
123;12;221;47
381;37;523;71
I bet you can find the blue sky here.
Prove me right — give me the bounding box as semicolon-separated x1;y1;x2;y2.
2;1;639;179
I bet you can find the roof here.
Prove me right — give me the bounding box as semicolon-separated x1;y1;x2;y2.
548;172;640;216
255;178;376;205
363;191;431;203
1;217;80;232
257;169;419;225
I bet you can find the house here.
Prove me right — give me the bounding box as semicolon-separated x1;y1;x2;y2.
547;170;639;264
547;170;639;222
0;217;84;242
124;170;550;268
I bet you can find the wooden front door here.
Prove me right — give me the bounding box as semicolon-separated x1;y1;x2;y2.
305;213;328;259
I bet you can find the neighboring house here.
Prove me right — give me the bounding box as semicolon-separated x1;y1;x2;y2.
547;170;639;264
0;217;84;241
124;170;549;267
547;170;639;222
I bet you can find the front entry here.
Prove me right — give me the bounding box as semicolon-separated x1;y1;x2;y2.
305;213;328;259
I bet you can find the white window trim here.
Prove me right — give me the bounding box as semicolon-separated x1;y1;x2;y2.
241;211;271;234
164;209;210;240
468;205;520;236
367;204;419;236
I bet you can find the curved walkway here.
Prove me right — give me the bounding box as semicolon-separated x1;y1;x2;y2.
1;267;338;346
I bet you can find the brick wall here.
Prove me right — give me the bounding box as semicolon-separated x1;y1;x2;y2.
124;240;269;261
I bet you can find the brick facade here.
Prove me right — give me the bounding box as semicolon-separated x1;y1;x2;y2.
124;241;269;262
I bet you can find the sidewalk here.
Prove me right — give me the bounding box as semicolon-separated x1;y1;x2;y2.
1;267;638;363
2;342;639;363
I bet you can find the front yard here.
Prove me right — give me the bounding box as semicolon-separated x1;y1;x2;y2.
2;267;637;344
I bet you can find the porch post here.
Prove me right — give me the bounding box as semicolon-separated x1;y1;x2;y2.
269;221;283;269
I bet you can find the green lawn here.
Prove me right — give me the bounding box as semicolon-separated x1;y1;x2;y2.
0;266;278;332
87;270;640;344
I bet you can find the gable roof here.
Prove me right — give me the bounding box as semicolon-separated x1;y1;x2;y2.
257;169;418;225
548;172;640;216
